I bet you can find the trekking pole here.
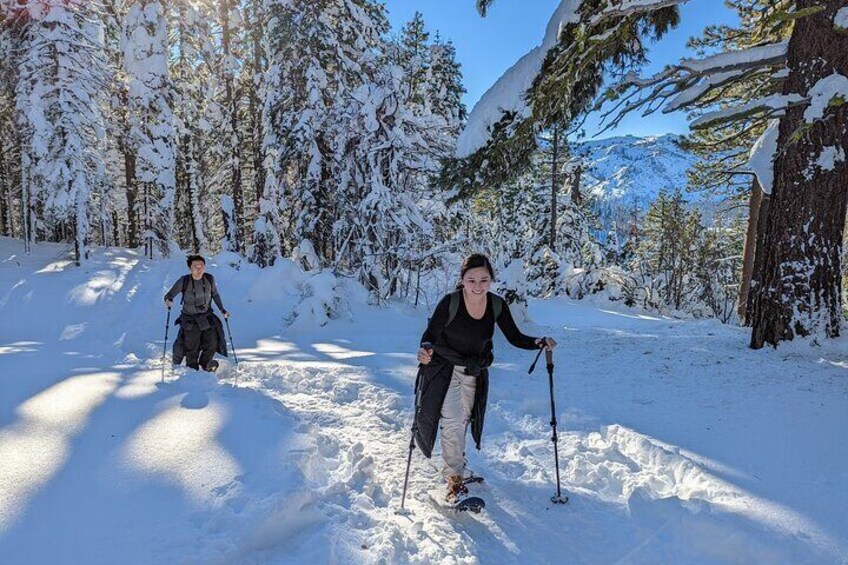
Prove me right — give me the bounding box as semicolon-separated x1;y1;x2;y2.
398;377;419;513
225;317;239;366
398;343;430;513
161;307;171;383
529;340;568;505
545;349;568;504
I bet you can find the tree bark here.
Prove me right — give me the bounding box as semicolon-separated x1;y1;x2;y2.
746;192;770;326
571;164;583;206
0;145;9;236
124;149;138;248
750;0;848;348
221;0;244;254
550;125;558;252
249;0;266;213
737;175;762;323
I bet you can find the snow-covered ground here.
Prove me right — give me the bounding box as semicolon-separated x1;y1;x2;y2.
1;238;846;564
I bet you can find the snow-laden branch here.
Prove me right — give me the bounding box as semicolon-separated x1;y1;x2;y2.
591;0;687;25
680;41;788;74
690;93;805;129
456;0;581;158
595;40;790;134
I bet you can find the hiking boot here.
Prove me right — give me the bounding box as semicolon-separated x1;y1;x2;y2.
445;474;468;503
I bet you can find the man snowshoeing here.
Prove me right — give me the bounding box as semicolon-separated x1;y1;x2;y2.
164;255;229;372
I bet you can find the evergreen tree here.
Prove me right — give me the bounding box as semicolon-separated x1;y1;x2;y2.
264;0;388;266
396;12;429;111
169;0;216;253
123;0;176;258
244;0;270;263
427;34;466;127
15;0;108;263
212;0;246;253
634;190;702;311
251;0;283;267
0;6;22;239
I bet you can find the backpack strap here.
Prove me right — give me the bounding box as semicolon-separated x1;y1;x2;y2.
180;274;190;305
446;290;503;326
180;273;211;307
492;294;503;321
446;290;462;326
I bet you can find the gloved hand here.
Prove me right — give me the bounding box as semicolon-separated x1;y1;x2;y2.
463;358;483;376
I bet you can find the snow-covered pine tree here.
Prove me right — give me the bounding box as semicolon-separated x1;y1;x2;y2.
426;34;466;128
15;0;108;264
169;0;215;254
243;0;268;259
631;190;703;312
250;0;282;267
525;128;564;297
396;11;429;112
0;5;21;239
595;1;848;345
99;0;144;248
264;0;388;267
123;0;176;259
692;219;744;323
210;0;246;254
338;62;438;300
384;12;467;295
601;0;792;324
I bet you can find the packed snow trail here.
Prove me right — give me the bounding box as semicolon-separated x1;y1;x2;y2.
1;240;847;563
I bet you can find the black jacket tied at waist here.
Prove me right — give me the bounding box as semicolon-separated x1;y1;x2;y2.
413;342;493;459
172;310;228;364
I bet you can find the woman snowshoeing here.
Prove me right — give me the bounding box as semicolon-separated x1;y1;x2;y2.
414;253;556;501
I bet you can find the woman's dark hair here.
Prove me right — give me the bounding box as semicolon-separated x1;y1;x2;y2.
186;254;206;268
457;253;495;288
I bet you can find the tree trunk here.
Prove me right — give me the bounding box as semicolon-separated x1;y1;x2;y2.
249;0;265;212
221;0;244;254
124;149;138;248
550;125;558;252
737;175;762;323
750;0;848;348
571;164;583;205
0;146;9;236
746;192;770;326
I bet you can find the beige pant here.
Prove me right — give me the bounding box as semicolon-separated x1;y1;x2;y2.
440;365;477;479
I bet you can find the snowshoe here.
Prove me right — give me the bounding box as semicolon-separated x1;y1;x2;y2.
430;475;487;514
454;496;485;513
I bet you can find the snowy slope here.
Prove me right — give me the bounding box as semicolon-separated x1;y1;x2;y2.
575;134;707;243
1;238;847;564
579;134;699;205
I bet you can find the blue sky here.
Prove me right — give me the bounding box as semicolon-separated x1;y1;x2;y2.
384;0;739;139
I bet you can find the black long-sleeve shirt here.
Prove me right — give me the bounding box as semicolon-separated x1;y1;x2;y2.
164;274;226;316
421;292;538;358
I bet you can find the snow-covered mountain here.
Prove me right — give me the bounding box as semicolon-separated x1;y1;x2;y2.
579;134;698;203
573;134;704;242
